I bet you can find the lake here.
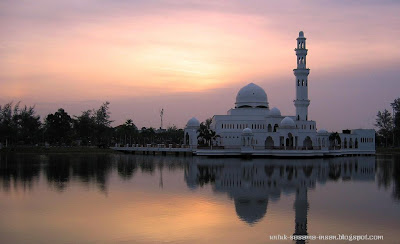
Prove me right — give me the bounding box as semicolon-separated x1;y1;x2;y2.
0;153;399;243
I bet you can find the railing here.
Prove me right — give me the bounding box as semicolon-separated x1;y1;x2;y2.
115;144;192;148
197;146;225;150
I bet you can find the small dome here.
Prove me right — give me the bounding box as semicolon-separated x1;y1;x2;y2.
280;117;295;128
269;107;281;117
235;83;269;109
186;117;200;127
318;129;328;134
299;31;304;37
242;128;253;134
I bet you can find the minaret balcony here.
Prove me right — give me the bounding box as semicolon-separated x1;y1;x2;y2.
293;69;310;75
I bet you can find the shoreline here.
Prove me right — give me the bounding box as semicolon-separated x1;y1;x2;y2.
0;146;118;154
0;146;399;155
376;147;400;155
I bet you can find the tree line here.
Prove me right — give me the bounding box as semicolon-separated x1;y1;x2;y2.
0;101;183;147
375;97;400;147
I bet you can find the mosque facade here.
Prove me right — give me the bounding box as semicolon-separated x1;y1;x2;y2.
184;31;375;157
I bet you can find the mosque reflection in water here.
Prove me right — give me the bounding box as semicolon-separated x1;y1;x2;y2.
185;157;376;239
0;153;399;242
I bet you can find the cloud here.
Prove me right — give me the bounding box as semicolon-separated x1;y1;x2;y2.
0;0;399;131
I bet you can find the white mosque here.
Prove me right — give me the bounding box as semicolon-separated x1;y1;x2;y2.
184;31;375;157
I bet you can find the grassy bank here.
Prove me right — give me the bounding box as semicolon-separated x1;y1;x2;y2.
376;147;400;154
0;146;118;154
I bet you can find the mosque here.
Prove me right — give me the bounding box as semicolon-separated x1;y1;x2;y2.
184;31;375;157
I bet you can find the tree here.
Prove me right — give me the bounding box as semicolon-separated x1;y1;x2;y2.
16;105;42;144
329;132;341;149
114;119;138;145
94;102;113;147
95;101;112;128
375;109;393;147
390;98;400;113
45;108;73;145
0;102;16;146
74;110;96;145
197;118;218;146
391;98;400;147
0;102;42;145
73;102;113;147
140;127;156;144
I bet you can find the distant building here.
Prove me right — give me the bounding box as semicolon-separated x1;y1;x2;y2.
184;31;375;157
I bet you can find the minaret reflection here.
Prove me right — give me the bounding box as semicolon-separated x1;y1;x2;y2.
184;157;375;239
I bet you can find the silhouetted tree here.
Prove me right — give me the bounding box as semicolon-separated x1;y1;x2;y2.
375;109;393;147
139;127;156;145
0;102;42;145
391;98;400;147
0;102;16;146
73;102;113;147
94;102;113;147
114;119;138;145
45;108;73;145
197;118;218;146
74;110;96;145
329;132;341;149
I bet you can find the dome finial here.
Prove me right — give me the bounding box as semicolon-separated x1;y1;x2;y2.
299;31;304;37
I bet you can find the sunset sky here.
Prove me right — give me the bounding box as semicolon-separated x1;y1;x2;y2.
1;0;399;131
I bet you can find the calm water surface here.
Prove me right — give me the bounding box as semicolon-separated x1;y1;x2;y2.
0;153;399;243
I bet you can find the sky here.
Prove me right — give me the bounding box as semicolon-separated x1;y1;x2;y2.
0;0;399;131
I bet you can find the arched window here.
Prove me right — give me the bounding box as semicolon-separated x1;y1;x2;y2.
265;136;274;149
268;124;272;132
303;136;312;149
273;124;279;132
297;115;300;120
305;80;308;86
298;80;300;86
302;80;304;86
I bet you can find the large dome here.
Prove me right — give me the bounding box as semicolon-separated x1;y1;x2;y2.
235;83;269;108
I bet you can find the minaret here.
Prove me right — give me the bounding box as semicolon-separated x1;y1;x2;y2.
294;31;310;121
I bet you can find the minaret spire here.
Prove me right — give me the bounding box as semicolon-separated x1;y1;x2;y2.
294;31;310;121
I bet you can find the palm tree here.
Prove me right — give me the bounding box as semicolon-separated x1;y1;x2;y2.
329;132;341;149
197;118;219;147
